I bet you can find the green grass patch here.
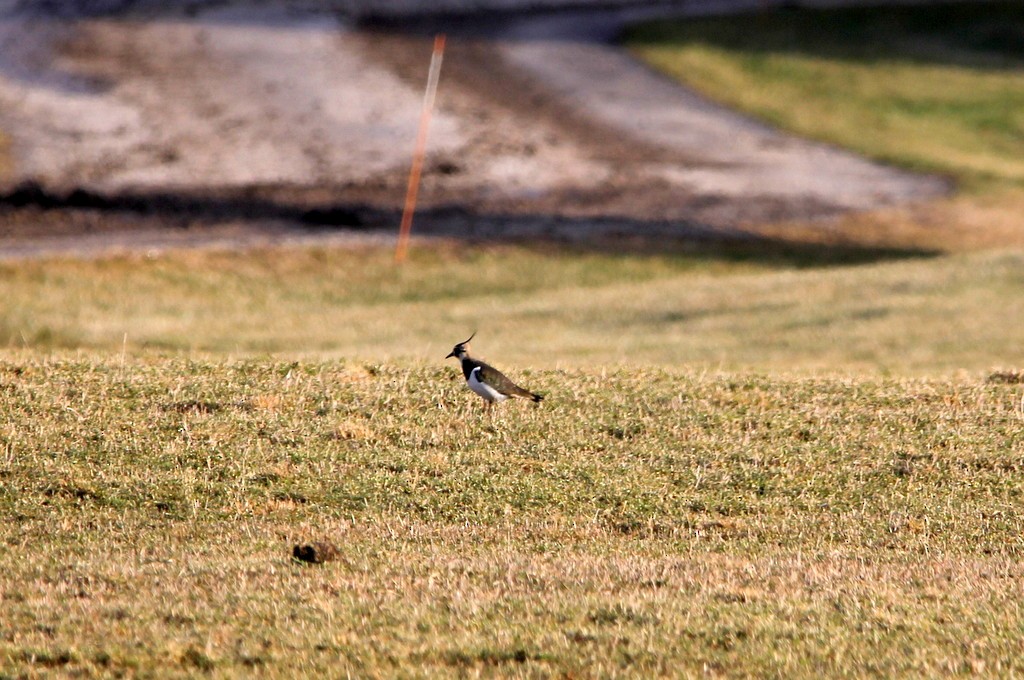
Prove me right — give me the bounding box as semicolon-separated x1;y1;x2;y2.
0;242;1021;374
625;1;1024;190
1;356;1022;676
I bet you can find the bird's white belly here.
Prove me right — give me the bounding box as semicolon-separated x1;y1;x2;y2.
468;367;508;402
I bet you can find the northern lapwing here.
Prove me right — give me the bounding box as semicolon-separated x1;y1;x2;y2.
445;333;543;411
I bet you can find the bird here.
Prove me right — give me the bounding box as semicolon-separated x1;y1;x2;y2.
445;333;543;411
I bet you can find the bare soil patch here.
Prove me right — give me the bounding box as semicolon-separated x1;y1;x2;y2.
0;2;948;257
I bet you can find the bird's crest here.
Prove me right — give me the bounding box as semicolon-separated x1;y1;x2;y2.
445;332;476;359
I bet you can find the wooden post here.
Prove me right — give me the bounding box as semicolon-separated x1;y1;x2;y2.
395;34;446;264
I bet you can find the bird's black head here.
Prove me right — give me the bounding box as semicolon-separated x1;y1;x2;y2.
445;332;475;360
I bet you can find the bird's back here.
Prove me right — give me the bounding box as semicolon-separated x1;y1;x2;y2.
477;360;540;401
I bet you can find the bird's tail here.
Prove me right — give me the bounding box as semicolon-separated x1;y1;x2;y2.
530;392;544;403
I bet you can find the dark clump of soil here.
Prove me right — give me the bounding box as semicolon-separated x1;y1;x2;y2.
292;541;341;565
987;370;1024;385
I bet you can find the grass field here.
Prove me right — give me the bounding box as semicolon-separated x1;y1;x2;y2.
626;0;1024;254
0;242;1023;374
0;242;1022;676
3;1;1024;676
626;1;1024;190
2;358;1023;676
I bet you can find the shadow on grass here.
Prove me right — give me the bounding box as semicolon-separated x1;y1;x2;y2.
625;1;1024;71
0;180;940;268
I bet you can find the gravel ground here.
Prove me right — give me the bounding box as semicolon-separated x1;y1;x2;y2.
0;0;950;258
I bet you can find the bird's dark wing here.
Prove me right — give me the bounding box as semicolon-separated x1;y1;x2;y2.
478;361;542;401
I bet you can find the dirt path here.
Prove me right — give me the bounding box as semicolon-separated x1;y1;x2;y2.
0;1;949;258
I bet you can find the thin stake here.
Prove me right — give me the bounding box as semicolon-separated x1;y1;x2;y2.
395;34;446;264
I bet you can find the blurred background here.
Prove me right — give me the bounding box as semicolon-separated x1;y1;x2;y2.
0;0;1021;372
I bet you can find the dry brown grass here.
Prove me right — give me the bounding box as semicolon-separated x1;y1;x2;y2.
2;357;1023;676
752;191;1024;254
2;241;1024;375
0;131;13;182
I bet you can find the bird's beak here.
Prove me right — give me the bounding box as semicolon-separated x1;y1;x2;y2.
445;350;456;359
